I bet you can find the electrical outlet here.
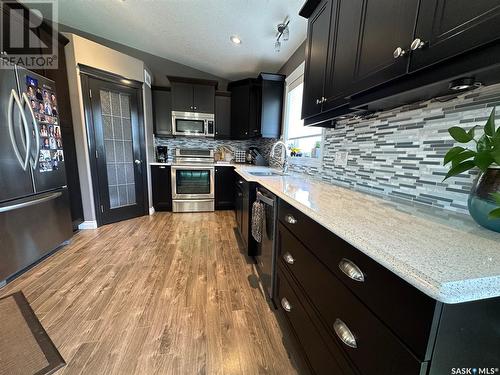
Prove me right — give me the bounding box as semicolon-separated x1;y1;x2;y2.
334;151;348;167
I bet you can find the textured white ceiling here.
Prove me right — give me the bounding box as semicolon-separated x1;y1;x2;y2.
53;0;307;80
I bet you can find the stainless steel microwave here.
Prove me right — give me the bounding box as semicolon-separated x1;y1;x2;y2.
171;111;215;137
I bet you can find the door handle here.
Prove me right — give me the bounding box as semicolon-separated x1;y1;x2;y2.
0;192;62;213
134;159;142;165
8;89;31;171
22;92;40;170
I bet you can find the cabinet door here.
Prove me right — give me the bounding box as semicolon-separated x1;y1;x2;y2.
152;89;172;136
215;94;231;139
151;165;172;211
323;0;359;109
410;0;500;71
230;85;250;139
235;182;244;243
171;82;193;112
193;84;215;113
248;82;261;138
215;167;235;210
301;0;332;119
350;0;419;93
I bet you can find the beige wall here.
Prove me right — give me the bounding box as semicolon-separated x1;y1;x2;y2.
64;33;149;227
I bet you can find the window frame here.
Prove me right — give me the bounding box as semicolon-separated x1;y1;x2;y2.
282;61;324;168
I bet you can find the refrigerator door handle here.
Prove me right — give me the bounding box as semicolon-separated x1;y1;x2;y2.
22;92;40;170
0;191;62;213
7;89;31;171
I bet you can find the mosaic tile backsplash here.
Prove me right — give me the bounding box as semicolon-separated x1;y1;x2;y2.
154;136;277;162
289;83;500;214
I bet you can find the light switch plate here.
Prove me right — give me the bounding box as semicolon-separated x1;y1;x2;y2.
334;151;348;167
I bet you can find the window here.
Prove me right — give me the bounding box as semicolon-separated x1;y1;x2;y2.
283;62;323;165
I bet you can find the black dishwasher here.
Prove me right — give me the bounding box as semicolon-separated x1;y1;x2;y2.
254;186;277;302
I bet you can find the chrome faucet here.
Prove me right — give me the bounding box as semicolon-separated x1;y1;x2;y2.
270;140;288;175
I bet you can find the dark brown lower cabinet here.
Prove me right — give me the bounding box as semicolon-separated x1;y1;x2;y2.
234;176;256;255
151;165;172;211
275;198;500;375
215;167;235;210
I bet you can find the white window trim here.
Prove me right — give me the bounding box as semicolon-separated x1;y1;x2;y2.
282;62;324;168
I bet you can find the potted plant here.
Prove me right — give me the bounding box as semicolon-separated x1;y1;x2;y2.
443;108;500;232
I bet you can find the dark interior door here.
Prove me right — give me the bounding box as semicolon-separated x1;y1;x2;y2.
302;0;332;119
88;77;145;225
351;0;419;93
410;0;500;71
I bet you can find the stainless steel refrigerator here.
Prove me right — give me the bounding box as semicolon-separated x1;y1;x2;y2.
0;64;72;287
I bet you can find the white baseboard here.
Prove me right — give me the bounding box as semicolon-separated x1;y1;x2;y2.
149;207;155;215
78;221;98;230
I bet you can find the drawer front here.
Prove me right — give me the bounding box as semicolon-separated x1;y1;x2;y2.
276;265;355;375
278;224;426;375
278;199;438;360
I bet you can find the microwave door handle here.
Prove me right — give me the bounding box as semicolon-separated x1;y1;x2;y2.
23;92;40;169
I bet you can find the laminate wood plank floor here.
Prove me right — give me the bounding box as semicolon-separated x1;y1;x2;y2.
0;211;299;375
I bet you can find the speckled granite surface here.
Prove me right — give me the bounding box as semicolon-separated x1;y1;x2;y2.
234;165;500;304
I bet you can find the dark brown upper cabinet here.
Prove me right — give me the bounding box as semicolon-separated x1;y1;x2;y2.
300;0;500;125
152;87;172;136
410;0;500;72
168;76;217;113
302;0;334;119
228;73;284;139
215;91;231;139
348;0;419;93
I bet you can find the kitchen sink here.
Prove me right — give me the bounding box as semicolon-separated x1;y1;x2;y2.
248;171;282;176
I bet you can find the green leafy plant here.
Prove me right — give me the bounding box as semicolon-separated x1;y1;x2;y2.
444;108;500;180
443;108;500;220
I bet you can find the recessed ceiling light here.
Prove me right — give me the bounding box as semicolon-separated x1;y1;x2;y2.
230;35;242;45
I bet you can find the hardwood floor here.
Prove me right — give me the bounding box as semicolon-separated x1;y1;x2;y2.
0;211;299;375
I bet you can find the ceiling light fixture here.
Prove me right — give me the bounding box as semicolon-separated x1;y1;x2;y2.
230;35;242;45
275;17;290;53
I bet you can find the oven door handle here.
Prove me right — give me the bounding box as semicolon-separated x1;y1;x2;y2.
171;165;215;171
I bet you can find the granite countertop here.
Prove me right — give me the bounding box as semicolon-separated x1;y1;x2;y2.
233;165;500;304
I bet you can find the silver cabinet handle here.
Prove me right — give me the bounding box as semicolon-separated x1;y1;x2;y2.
410;38;426;50
23;92;40;170
281;297;292;312
333;319;357;349
8;89;31;171
283;252;295;265
338;258;365;282
238;180;244;184
393;47;407;59
321;96;327;103
0;192;62;213
285;214;297;224
316;98;321;105
134;159;142;165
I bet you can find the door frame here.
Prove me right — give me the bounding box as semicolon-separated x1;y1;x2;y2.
80;65;148;227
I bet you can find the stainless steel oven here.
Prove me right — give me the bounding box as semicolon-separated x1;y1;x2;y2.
171;111;215;137
171;148;215;212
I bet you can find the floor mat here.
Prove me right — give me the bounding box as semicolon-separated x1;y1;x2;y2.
0;291;65;375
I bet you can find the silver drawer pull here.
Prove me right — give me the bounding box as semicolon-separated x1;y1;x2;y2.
285;214;297;224
338;258;365;282
281;297;292;312
333;319;357;349
283;252;295;265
